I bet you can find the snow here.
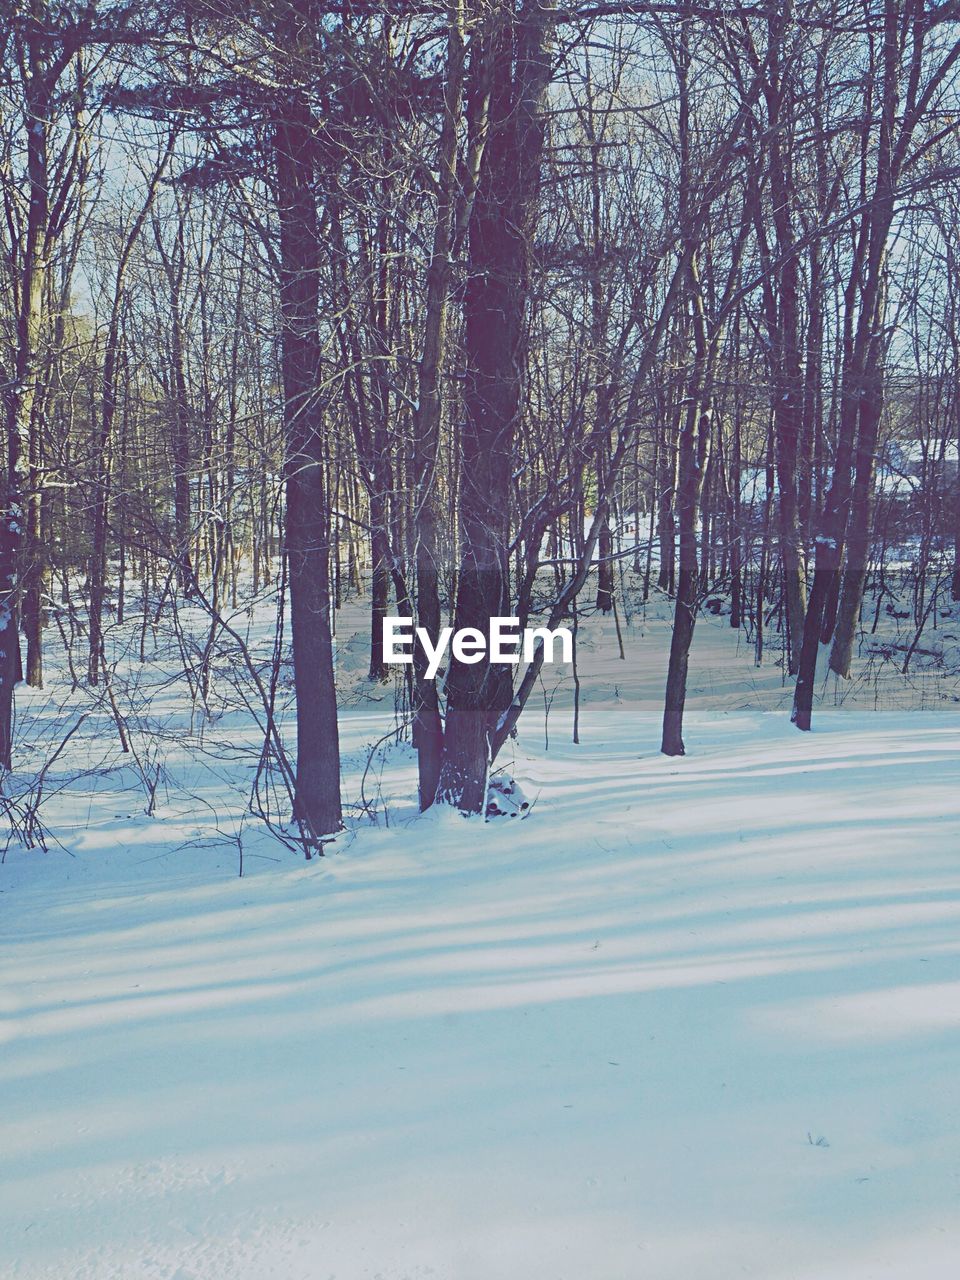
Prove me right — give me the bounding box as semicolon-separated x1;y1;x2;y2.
3;588;960;1278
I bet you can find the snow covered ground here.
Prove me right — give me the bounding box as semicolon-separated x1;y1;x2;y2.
3;588;960;1278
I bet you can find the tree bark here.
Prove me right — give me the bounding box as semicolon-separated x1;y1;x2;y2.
436;1;552;813
273;44;342;839
411;1;466;809
0;17;50;767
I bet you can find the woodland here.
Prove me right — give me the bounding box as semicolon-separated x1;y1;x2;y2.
3;0;960;847
6;6;960;1278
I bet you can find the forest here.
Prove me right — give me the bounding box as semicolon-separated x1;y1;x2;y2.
2;0;960;844
4;3;960;1278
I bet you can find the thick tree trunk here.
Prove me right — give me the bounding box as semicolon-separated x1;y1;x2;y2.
0;28;49;767
437;1;552;813
274;71;342;840
411;2;466;810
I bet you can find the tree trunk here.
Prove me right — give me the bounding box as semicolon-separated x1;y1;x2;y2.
23;414;45;688
0;32;49;766
273;59;342;840
437;1;552;813
411;1;466;809
661;397;711;756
